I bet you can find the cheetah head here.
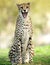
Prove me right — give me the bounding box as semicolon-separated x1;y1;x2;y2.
17;3;30;18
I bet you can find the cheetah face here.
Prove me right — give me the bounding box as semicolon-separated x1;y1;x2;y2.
17;3;30;18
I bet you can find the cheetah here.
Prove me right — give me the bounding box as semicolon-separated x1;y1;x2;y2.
9;3;34;65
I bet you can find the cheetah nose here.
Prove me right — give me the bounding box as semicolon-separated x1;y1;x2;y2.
24;10;26;12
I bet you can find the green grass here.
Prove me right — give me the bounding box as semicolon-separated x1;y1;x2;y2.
33;45;50;65
0;49;11;65
0;45;50;65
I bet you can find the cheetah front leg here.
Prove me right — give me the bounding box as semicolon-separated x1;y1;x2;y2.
21;38;29;64
28;37;34;63
21;44;28;64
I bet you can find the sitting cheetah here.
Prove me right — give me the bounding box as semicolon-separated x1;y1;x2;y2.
9;3;34;65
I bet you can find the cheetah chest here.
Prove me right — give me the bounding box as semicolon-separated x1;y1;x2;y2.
20;20;32;42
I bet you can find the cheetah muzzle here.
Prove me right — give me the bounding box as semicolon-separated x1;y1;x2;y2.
21;11;28;18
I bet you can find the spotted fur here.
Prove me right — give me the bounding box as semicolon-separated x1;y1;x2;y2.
9;3;34;65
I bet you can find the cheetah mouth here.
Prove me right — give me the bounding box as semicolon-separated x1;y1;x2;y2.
21;12;28;18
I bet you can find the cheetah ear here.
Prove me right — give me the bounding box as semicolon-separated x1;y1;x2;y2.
16;4;20;8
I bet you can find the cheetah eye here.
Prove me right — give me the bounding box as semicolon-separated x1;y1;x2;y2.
26;6;29;8
21;7;23;9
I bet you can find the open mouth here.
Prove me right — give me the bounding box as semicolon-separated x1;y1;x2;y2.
21;11;28;18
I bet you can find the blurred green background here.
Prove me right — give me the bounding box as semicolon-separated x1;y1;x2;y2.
0;0;50;65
